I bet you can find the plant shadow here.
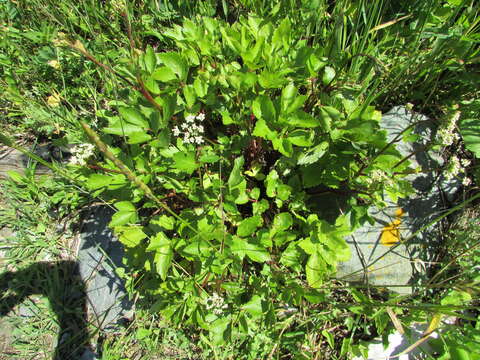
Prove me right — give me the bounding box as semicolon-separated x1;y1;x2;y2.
0;260;91;360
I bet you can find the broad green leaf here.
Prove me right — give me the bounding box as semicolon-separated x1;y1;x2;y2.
265;170;279;197
182;240;210;257
281;84;306;114
115;201;136;212
158;52;188;80
127;131;152;144
252;95;276;123
306;54;327;76
280;242;303;269
272;137;293;156
86;174;112;190
319;106;341;131
103;121;144;136
306;251;326;288
151;215;175;230
252;119;277;140
231;236;270;262
152;233;173;280
228;156;245;190
209;317;230;345
119;227;147;247
173;151;199;174
152;66;177;82
258;70;287;89
459;118;480;157
289;111;320;128
322;66;336;85
288;129;314;146
194;77;209;98
241;295;263;317
118;107;149;128
298;142;329;165
252;199;269;215
237;215;262;237
144;45;156;73
277;184;292;201
272;212;293;232
144;77;160;94
110;210;137;227
183;84;196;108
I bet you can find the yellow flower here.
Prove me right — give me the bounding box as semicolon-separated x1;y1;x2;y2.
47;92;61;107
47;59;60;69
380;208;405;246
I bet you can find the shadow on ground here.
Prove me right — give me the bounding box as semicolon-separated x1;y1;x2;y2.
0;261;91;359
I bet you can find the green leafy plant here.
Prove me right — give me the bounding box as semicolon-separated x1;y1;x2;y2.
65;15;417;351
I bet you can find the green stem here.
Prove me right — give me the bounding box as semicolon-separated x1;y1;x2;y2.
80;122;198;235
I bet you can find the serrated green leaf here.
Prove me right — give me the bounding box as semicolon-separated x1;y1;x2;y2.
237;215;262;237
119;227;147;247
183;84;196;108
152;233;172;280
173;151;199;174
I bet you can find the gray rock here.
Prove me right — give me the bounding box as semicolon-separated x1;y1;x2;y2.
337;106;462;294
77;206;133;331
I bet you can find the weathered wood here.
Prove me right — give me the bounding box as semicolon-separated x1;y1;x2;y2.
0;149;52;179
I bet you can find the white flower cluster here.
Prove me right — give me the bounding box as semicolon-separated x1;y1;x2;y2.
69;143;95;166
445;155;472;185
364;169;394;186
437;110;461;146
172;113;205;145
204;292;228;315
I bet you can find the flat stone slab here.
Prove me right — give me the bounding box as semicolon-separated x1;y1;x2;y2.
337;106;462;294
77;206;133;331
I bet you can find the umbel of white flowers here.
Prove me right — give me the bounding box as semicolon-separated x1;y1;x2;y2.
172;113;205;145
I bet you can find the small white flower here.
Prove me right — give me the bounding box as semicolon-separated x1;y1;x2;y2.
195;136;204;144
204;292;228;315
461;158;471;167
186;114;196;123
196;113;205;121
197;125;204;133
181;123;189;129
462;177;472;186
172;126;180;136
